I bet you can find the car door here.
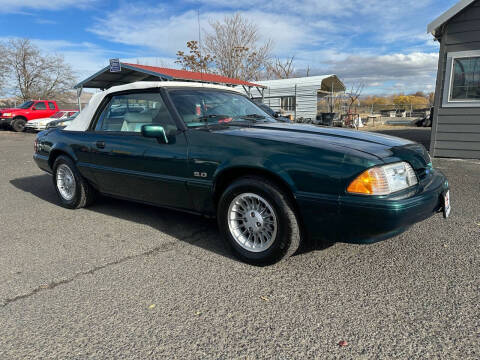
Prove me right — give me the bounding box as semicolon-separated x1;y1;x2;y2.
31;101;49;120
88;90;191;209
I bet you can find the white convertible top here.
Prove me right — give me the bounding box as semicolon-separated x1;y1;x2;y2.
65;81;242;131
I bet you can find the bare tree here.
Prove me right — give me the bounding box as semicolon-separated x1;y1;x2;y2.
304;65;311;77
0;42;9;96
5;38;76;102
175;40;215;73
346;82;365;129
267;56;296;79
204;13;272;81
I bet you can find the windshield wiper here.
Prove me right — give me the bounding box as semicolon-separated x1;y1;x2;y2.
239;114;266;123
194;114;232;129
197;114;229;121
240;114;265;119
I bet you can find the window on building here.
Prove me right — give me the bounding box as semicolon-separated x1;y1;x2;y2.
444;50;480;107
451;57;480;100
281;96;296;111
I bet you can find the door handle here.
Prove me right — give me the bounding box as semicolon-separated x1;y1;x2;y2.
96;141;105;149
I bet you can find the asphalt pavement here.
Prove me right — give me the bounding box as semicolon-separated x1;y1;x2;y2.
0;130;478;359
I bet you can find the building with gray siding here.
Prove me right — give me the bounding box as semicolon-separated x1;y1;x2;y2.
428;0;480;159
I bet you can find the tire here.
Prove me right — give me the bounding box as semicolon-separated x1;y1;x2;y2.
217;176;301;265
11;118;26;132
52;155;95;209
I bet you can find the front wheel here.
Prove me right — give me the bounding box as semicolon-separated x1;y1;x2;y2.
52;155;95;209
217;177;301;265
11;118;26;132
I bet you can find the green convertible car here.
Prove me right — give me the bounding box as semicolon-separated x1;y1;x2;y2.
33;82;450;265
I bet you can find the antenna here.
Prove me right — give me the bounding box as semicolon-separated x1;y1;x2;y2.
197;8;204;82
197;8;201;53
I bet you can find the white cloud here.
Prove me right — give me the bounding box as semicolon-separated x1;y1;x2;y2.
313;52;439;93
0;0;95;13
7;38;113;81
89;6;314;56
44;0;441;94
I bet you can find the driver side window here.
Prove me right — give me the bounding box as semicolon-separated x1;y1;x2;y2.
95;92;176;133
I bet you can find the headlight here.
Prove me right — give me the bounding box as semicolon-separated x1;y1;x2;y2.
347;162;418;195
3;113;12;117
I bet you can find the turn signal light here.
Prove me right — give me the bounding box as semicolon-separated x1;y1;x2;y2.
347;167;390;195
347;161;418;195
347;162;418;195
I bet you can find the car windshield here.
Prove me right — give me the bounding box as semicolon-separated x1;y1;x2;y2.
18;101;34;109
169;89;276;127
257;103;276;117
51;111;65;119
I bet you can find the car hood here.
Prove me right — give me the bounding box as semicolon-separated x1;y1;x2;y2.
215;122;431;170
0;108;20;113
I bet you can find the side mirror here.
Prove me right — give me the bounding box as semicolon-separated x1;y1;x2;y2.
274;112;280;118
141;124;169;144
32;107;37;111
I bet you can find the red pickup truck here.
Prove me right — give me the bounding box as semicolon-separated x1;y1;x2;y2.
0;100;62;132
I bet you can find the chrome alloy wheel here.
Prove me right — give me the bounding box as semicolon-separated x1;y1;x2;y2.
227;193;278;252
56;164;76;201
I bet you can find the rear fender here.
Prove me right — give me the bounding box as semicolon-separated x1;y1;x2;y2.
48;143;78;168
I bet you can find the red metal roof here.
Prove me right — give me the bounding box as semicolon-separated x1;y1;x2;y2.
123;63;264;88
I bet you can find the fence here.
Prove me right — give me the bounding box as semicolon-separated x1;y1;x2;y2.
317;100;432;118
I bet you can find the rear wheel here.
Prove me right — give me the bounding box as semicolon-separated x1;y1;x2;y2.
52;155;95;209
218;177;301;265
11;118;26;132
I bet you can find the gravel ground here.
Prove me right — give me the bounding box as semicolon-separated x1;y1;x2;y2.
0;130;479;359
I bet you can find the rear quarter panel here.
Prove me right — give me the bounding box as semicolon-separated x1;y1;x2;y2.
37;129;98;186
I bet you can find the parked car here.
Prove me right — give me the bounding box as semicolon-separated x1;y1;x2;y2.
46;112;79;129
33;82;450;265
0;100;61;132
25;110;77;132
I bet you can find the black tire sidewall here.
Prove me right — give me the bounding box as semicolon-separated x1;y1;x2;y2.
52;156;82;208
12;118;26;132
218;178;296;264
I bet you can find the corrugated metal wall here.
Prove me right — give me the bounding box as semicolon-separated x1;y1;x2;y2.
255;84;319;120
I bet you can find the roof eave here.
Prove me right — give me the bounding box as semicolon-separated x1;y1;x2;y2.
427;0;476;36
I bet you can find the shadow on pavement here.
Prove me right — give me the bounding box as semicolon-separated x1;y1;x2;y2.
10;174;234;260
10;174;334;262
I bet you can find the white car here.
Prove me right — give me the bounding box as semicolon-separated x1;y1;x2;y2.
25;110;77;131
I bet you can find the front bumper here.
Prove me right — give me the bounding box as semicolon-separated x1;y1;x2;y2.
0;118;13;126
25;123;47;131
297;169;449;243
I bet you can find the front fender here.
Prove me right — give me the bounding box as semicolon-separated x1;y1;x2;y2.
213;156;297;192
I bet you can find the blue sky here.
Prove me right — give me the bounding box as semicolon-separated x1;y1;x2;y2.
0;0;457;94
